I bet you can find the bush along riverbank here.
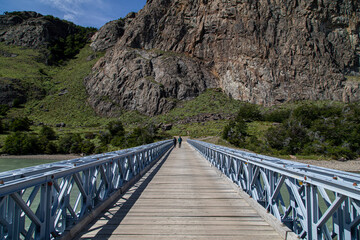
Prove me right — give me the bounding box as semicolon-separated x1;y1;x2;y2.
222;102;360;160
0;119;169;155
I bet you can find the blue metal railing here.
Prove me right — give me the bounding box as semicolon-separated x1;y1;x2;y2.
188;139;360;240
0;140;173;239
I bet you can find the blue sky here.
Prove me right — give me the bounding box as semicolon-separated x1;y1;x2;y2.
1;0;147;28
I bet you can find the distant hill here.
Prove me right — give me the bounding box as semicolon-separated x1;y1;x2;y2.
0;11;96;65
1;11;78;49
0;11;98;109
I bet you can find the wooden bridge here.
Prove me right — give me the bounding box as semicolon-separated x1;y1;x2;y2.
74;142;286;239
2;139;359;239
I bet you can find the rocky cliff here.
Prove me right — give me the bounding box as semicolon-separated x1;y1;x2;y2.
0;11;80;49
86;0;360;116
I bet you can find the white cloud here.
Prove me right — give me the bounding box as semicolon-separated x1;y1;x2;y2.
63;13;76;22
39;0;105;25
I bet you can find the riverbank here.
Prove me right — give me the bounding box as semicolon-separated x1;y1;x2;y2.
293;159;360;173
0;154;80;160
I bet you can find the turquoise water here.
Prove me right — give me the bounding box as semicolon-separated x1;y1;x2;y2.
0;158;62;172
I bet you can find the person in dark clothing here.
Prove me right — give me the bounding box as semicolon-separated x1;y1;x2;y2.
178;136;182;148
173;137;177;147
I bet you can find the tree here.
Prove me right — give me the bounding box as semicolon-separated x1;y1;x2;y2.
40;125;57;140
0;105;9;116
81;140;95;155
222;119;248;147
3;132;40;155
107;121;125;136
58;134;82;153
8;117;31;132
236;103;263;122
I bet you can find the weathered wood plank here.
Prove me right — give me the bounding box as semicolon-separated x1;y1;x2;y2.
75;142;283;239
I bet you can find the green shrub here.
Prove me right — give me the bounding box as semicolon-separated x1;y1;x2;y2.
47;26;96;65
40;125;57;140
285;120;310;154
222;119;248;147
84;132;96;139
235;103;263;122
44;142;58;154
344;103;360;123
81;140;95;155
3;132;40;155
265;120;309;155
12;98;22;108
125;127;154;148
107;120;125;137
110;135;125;147
292;103;343;127
8;117;31;132
0;119;3;134
98;131;112;145
327;145;357;160
0;105;9;116
58;134;82;153
265;124;288;150
57;133;95;154
264;109;291;123
94;145;108;154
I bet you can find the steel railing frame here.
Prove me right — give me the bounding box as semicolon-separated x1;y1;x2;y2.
0;140;173;239
188;139;360;240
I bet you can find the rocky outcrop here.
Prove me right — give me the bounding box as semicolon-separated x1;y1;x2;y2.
86;0;360;116
90;12;137;52
85;48;217;116
0;11;79;49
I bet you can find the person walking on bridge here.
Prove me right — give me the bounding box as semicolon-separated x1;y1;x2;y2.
173;137;177;147
178;136;182;148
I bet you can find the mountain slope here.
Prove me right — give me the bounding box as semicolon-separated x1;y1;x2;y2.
87;0;360;116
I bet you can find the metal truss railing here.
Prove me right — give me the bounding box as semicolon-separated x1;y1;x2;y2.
188;139;360;240
0;140;173;240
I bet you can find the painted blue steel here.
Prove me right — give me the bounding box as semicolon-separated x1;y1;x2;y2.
188;139;360;240
0;140;173;239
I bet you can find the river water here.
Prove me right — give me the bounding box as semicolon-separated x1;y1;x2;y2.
0;158;66;172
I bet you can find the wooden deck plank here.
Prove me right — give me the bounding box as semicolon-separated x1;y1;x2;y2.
75;142;283;239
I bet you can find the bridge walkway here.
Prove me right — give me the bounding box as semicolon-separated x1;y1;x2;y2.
75;142;282;239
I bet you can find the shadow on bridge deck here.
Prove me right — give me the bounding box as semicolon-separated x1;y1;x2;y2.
74;142;283;240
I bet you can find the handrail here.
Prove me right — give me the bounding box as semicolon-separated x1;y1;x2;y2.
0;140;173;239
188;139;360;240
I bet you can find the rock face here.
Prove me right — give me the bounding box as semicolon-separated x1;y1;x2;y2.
87;0;360;116
90;12;137;52
85;48;217;116
0;11;79;49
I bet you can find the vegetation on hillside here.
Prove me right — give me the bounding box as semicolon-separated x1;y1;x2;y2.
47;25;97;65
0;38;359;160
3;11;97;65
222;102;360;160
